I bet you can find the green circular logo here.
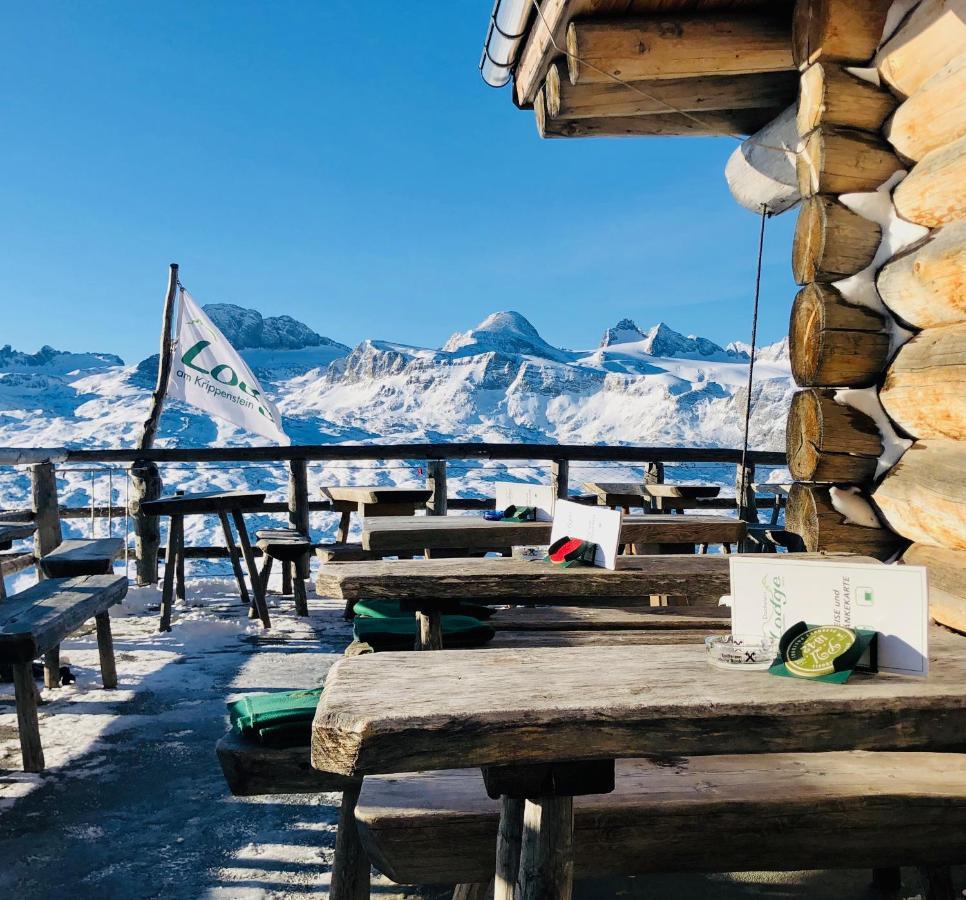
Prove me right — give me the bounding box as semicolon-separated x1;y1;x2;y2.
784;626;856;677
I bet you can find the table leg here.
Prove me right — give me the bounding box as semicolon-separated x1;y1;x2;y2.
95;611;118;689
282;560;293;596
516;795;574;900
330;782;370;900
13;661;44;772
218;511;251;609
335;510;352;544
231;509;271;629
415;609;443;651
159;515;181;632
175;522;186;603
43;645;60;690
494;796;525;900
293;555;309;617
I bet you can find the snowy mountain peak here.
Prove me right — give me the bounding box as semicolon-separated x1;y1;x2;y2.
0;344;124;374
600;319;645;347
442;311;568;361
636;322;733;360
203;303;349;352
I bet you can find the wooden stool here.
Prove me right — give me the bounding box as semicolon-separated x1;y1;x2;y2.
255;528;311;617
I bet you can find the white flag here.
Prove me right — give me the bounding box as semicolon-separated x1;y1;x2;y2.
167;289;290;445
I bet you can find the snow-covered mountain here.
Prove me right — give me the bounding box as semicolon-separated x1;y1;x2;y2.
0;306;791;451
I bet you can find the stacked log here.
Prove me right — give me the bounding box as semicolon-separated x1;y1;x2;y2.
784;0;909;561
875;2;966;632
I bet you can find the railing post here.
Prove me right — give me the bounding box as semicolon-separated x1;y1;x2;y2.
31;462;63;578
736;461;759;524
288;458;310;578
551;459;569;500
426;460;447;516
130;460;163;585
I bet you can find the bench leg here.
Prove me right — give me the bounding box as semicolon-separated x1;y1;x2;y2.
453;882;492;900
335;510;352;544
12;662;44;772
44;645;61;690
219;511;252;610
293;569;309;618
231;510;271;629
330;782;370;900
919;866;955;900
159;515;182;632
95;611;118;689
495;796;525;900
516;795;574;900
259;555;274;595
415;609;443;651
176;524;186;602
282;560;293;596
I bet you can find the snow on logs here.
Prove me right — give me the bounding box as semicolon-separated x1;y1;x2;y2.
885;54;966;162
875;0;966;98
792;0;893;68
787;388;883;483
565;13;795;86
880;323;966;441
786;483;904;559
874;441;966;550
892;135;966;227
724;105;801;215
792;195;882;283
877;221;966;327
789;284;891;388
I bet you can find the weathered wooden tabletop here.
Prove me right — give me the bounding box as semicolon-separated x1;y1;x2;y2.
320;486;433;505
312;626;966;777
645;484;721;499
316;554;733;605
0;522;36;549
140;490;266;516
360;514;746;554
584;481;721;508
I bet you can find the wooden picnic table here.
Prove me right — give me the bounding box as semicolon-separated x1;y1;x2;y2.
320;486;434;543
0;522;36;550
312;627;966;899
140;490;269;630
584;482;721;518
360;514;746;556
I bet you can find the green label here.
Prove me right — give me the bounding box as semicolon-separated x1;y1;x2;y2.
784;625;856;678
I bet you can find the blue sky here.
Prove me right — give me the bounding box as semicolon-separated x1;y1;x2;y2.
2;1;796;363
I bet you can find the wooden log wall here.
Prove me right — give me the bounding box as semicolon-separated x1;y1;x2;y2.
786;0;966;632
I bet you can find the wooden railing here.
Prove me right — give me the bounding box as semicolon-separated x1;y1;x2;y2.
0;443;787;582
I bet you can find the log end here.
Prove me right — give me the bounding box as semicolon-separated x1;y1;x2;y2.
796;129;822;198
566;22;581;85
792;197;824;284
796;63;826;136
544;61;562;119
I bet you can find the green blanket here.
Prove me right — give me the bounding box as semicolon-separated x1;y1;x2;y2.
353;598;495;620
227;687;323;748
353;614;495;650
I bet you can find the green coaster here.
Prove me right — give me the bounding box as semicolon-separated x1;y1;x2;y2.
769;621;878;684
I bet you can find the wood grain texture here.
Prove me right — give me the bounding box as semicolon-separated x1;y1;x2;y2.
31;462;62;574
517;796;573;900
787;388;882;482
903;542;966;634
786;483;904;559
797;126;902;197
789;283;890;387
316;554;733;605
886;53;966;162
0;574;127;663
797;63;897;134
874;440;966;549
880;323;966;440
312;627;966;777
321;486;432;505
878;221;966;328
566;13;795;85
792;0;893;67
354;752;966;885
875;0;966;98
140;490;266;516
489;628;721;648
893;134;966;228
544;61;796;118
0;522;36;549
792;195;882;283
362;514;743;554
490;605;729;631
39;538;123;578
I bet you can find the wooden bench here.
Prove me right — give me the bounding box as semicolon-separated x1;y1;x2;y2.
0;574;127;772
39;537;124;578
354;754;966;890
255;528;311;617
316;543;378;564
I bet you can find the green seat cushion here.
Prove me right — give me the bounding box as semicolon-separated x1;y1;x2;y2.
353;598;495;620
227;687;323;748
353;614;495;651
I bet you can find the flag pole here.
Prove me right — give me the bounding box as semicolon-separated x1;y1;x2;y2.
130;262;179;585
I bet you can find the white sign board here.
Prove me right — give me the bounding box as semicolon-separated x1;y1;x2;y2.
495;482;556;522
549;499;622;570
168;289;289;445
729;557;930;676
